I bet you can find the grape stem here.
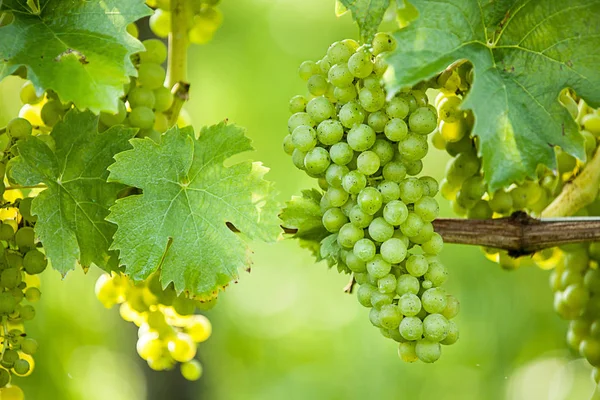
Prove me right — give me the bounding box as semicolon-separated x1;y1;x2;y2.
431;212;600;256
166;0;190;89
343;275;356;294
166;82;190;127
542;147;600;218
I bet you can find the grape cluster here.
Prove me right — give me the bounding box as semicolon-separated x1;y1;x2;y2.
284;33;459;362
147;0;223;45
95;272;212;381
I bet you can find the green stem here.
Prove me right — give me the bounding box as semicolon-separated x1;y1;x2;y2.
166;0;190;89
542;148;600;217
0;127;5;135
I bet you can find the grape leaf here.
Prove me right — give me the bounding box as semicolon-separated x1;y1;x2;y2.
0;0;150;113
107;123;280;300
10;110;136;275
386;0;600;191
339;0;391;43
280;189;329;260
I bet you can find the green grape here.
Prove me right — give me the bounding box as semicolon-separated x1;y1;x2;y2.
20;81;42;105
386;98;410;119
13;359;30;376
371;291;394;309
327;41;353;64
406;255;428;277
316;120;343;146
41;100;65;127
304;147;330;175
307;97;335;123
368;217;394;242
100;100;127;126
409;107;437;135
367;255;392;279
378;274;397;293
289;95;307;113
0;134;11;153
1;268;21;289
307;75;328;96
489;189;513;213
149;8;171;38
137;63;166;89
21;338;39;355
7;118;32;139
334;85;358;103
289;112;315;134
405;160;423;176
291;125;318;152
421;288;448;313
380;304;403;329
378;181;400;203
322;208;347;233
580;339;600;366
398;342;418;362
337;223;364;248
400;212;424;237
398;293;422;317
354;238;376;262
0;368;9;388
23;249;47;275
168;332;197;362
129;106;156;129
357;151;380;175
422;233;444;256
415;340;441;363
20;304;36;321
399;316;423;340
358;187;383;215
384;118;408;142
383;161;407;182
328;63;354;88
339;102;366;129
346;252;366;273
298;61;319;80
358;88;385;112
399;178;423;204
140;39;168;64
438;96;462;123
423;313;449;342
348;51;373;78
563;283;590;311
398;133;428;161
440;320;459;345
128;87;156;109
349;205;373;228
329;142;354;165
357;284;376;307
367;111;389;133
325;164;349;188
317;57;332;75
326;187;349;207
25;287;41;302
379;238;407;264
414;196;439;222
370;139;395;166
371;32;396;55
15;227;35;251
396;274;420;296
181;360;203;381
369;308;382;327
154;87;174;112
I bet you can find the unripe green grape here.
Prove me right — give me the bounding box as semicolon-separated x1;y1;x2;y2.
140;39;168;64
357;151;380;176
398;133;428;161
0;368;9;388
0;134;10;153
1;268;21;289
399;316;423;340
404;254;427;277
7;118;32;139
357;187;383;215
326;187;349;207
396;274;420;296
398;293;421;317
414;196;439;222
289;95;307;113
378;274;397;293
422;287;448;314
168;332;197;362
422;233;444;255
372;32;396;55
585;268;600;293
438;96;462;123
405;160;424;176
369;307;382;327
488;189;513;214
153;86;174;112
137;63;166;89
149;9;171;38
398;341;418;362
21;338;39;356
288;112;315;133
357;283;376;307
353;238;376;262
563;283;590;311
23;249;47;275
345;252;366;273
440;320;459;345
13;359;30;376
298;61;320;80
307;75;328;96
333;85;357;103
370;139;395;166
317;57;332;75
378;181;400;203
380;303;403;329
371;291;394;309
400;212;424;237
129;106;156;129
25;287;41;303
337;223;364;248
367;111;388;133
0;223;13;241
367;217;393;242
304;147;330;175
409;107;437;135
398;178;423;204
100;100;127;126
128;87;156;109
373;54;388;76
386;97;410;119
339;102;366;129
325;164;348;188
580;339;600;366
347;51;373;78
328;63;354;88
367;255;392;279
415;340;442;363
384;118;408;142
329;142;354;166
307;97;335;123
322;208;347;233
423;313;449;342
383;161;407;183
327;41;353;64
41;100;65;127
20;304;35;320
583;113;600;136
349;205;373;228
358;87;385;112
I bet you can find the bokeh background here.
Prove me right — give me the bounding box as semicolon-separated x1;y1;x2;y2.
0;0;596;399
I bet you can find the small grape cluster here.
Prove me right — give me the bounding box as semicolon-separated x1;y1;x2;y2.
98;39;174;141
147;0;223;45
284;33;459;362
0;192;45;396
95;272;212;381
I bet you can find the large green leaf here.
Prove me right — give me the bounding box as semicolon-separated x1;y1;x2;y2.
339;0;391;43
11;110;136;275
107;123;280;300
386;0;600;191
0;0;150;113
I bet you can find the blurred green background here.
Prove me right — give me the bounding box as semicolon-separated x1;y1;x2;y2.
0;0;595;399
